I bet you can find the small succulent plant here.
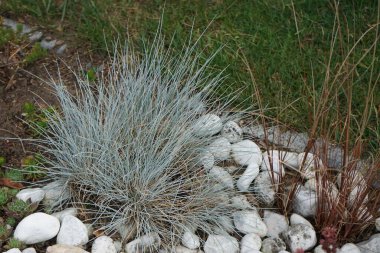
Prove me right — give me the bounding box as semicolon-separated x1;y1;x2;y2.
4;237;25;250
4;169;24;182
0;188;9;207
5;199;30;219
320;226;338;253
5;217;16;227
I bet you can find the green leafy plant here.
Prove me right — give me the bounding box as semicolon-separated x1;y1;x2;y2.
0;156;5;167
5;199;30;219
4;237;25;250
23;42;48;64
0;188;10;207
0;27;15;48
5;217;16;227
21;155;46;180
4;169;23;182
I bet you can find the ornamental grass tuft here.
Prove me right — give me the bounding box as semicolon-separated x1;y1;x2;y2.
38;34;240;249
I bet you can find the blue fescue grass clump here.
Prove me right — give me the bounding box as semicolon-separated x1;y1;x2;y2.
40;35;239;248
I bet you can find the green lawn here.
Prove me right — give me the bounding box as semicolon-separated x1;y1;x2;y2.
1;0;379;147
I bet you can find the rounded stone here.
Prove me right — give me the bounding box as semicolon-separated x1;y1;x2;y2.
233;210;267;237
16;188;45;203
208;137;231;161
91;236;117;253
237;163;260;192
181;231;200;250
282;224;317;252
221;121;243;143
57;215;89;246
240;233;262;253
204;235;239;253
231;140;262;166
193;114;223;137
14;212;60;244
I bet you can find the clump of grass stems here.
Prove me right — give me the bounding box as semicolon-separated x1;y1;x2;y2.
35;33;240;249
245;0;380;245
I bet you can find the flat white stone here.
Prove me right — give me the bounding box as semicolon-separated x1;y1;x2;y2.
51;208;78;222
182;231;200;250
240;233;262;253
4;249;22;253
261;237;287;253
289;213;313;228
339;243;360;253
204;235;239;253
221;121;243;143
22;248;37;253
16;188;45;203
14;212;60;244
91;236;117;253
263;210;289;238
46;244;89;253
281;151;299;169
282;224;317;253
237;163;260;192
209;166;234;189
40;39;57;50
57;215;88;246
293;186;317;217
233;210;267;237
231;195;254;210
231;140;262;166
253;172;276;207
298;153;323;179
208;137;231;161
193;114;223;137
125;233;161;253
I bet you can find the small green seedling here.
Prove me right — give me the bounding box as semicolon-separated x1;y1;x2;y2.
4;169;23;182
86;67;97;82
24;42;48;64
22;102;36;116
0;27;15;48
0;156;5;166
4;237;25;250
21;155;45;180
0;188;10;207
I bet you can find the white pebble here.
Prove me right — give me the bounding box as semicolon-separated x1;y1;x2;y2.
193;114;223;137
237;163;260;192
14;212;60;244
57;215;88;246
181;231;200;249
231;140;262;166
91;236;117;253
233;210;267;237
208;137;231;161
204;235;238;253
16;188;45;204
221;121;243;143
209;166;234;189
240;233;262;253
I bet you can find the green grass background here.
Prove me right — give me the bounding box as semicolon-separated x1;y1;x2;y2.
1;0;379;143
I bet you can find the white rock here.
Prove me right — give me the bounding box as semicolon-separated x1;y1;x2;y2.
43;180;69;209
281;151;299;169
56;44;67;55
253;172;276;207
22;248;37;253
261;150;285;179
193;114;223;137
237;163;260;192
52;208;78;222
293;186;317;217
125;233;161;253
339;243;360;253
282;224;317;253
28;31;43;42
298;153;323;179
231;140;262;166
221;121;243;143
289;213;313;228
57;215;88;246
240;233;262;253
40;39;57;50
91;236;116;253
261;237;287;253
19;248;36;253
208;137;231;161
175;245;203;253
231;195;254;210
337;172;369;207
356;234;380;253
376;217;380;231
4;249;22;253
233;210;267;237
199;151;214;171
314;245;327;253
113;241;122;252
204;235;239;253
46;244;89;253
263;210;289;238
182;231;200;250
14;212;60;244
209;166;234;189
16;188;45;203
